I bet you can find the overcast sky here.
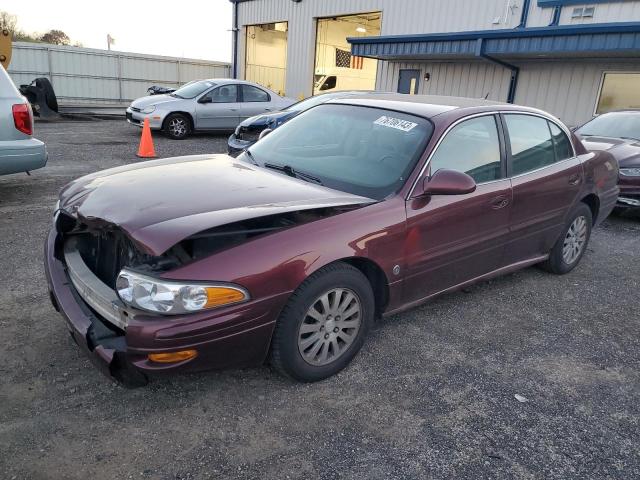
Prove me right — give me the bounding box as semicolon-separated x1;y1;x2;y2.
5;0;233;61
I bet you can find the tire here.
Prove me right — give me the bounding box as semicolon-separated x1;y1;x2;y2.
163;113;191;139
270;262;375;382
34;77;58;112
540;203;593;275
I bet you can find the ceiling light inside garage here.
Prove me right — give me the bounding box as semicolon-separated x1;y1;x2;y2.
356;25;367;33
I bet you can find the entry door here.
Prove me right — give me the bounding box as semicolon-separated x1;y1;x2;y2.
501;114;583;264
195;85;241;130
398;69;420;95
404;115;512;303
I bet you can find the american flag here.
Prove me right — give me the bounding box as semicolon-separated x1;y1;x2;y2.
351;55;364;70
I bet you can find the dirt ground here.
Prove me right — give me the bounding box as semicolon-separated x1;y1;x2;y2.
0;119;638;479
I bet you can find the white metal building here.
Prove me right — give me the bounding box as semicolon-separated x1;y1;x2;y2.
230;0;640;126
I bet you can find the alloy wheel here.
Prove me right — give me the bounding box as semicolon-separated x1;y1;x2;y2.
169;118;187;137
562;215;588;264
297;288;362;366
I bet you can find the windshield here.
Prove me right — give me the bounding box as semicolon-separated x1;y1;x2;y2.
286;92;350;113
171;80;215;99
243;104;433;200
577;112;640;141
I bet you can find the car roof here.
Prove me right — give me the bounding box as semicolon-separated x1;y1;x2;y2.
327;94;515;119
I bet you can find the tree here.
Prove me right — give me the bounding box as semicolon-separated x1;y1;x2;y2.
0;11;17;32
39;29;70;45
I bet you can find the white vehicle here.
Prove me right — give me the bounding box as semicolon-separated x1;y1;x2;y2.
126;79;295;140
313;67;377;95
0;64;47;176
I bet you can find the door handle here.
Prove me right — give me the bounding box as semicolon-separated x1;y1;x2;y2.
568;174;581;186
490;195;510;209
264;108;272;111
230;108;238;111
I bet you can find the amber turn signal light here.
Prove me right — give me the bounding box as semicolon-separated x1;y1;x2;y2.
205;287;246;308
148;350;198;363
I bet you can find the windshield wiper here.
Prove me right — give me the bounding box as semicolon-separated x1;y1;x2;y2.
242;149;258;165
263;163;323;185
619;136;640;141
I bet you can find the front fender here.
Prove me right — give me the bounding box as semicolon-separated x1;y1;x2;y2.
162;198;408;312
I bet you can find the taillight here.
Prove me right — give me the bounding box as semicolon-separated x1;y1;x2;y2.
12;103;33;136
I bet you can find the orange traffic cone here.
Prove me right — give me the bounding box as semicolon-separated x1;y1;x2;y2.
137;117;156;158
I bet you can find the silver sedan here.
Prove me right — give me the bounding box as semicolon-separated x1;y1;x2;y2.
126;79;295;139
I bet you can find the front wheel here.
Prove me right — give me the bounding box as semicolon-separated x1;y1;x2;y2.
163;113;191;139
541;203;592;275
270;263;375;382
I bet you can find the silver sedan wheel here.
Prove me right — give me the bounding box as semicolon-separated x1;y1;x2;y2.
297;288;362;366
168;117;187;137
562;215;588;265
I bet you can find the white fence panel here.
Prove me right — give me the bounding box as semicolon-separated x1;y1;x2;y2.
7;42;231;106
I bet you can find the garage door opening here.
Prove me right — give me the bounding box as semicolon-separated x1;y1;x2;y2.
314;12;381;95
245;22;288;96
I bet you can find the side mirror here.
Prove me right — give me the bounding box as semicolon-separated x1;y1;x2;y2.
258;128;272;140
198;96;212;104
415;169;477;197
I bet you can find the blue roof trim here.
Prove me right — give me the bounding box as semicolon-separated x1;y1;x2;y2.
348;22;640;59
348;22;640;45
538;0;624;6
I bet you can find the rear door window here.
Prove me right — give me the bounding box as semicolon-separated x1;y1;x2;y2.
429;115;503;183
549;122;573;161
504;114;556;176
242;85;270;102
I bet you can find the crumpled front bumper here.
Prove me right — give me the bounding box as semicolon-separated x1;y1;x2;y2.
227;133;255;156
45;229;147;386
45;228;284;387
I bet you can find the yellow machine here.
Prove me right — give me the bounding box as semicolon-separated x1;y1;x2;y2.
0;29;11;69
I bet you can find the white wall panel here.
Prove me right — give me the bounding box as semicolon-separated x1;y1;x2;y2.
515;59;640;126
7;42;230;106
377;60;511;101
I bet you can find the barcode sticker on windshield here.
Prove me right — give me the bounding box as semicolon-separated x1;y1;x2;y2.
374;116;418;132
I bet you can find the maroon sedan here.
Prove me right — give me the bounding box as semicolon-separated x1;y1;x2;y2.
575;110;640;210
45;95;619;386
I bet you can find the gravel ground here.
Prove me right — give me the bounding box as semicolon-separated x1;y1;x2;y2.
0;119;639;480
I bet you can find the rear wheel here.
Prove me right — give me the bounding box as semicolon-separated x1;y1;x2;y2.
541;203;592;274
270;263;374;382
163;113;191;139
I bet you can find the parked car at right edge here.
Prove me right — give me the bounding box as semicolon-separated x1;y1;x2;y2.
575;110;640;210
0;64;47;176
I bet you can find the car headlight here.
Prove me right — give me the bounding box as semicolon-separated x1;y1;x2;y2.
620;168;640;177
115;269;249;315
141;105;156;114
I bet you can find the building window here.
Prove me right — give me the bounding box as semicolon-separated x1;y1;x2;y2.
335;48;351;68
571;6;595;18
596;72;640;115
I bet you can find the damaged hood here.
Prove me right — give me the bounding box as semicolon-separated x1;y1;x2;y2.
58;154;373;255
